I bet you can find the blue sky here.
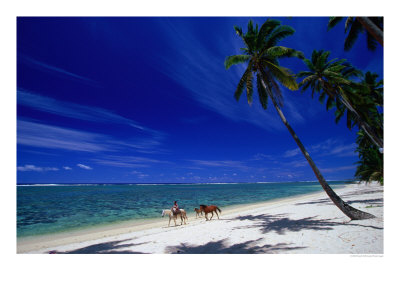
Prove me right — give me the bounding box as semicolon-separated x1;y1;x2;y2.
16;17;383;184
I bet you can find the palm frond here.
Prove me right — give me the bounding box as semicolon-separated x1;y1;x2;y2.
259;68;283;106
247;20;255;35
340;62;363;79
344;19;364;51
322;71;352;84
256;19;281;48
297;71;314;79
344;17;354;33
246;70;254;105
366;32;378;51
234;63;253;101
256;73;268;109
234;25;253;50
325;63;347;74
302;58;315;72
325;94;335;110
327;17;343;30
266;25;295;47
264;46;304;59
315;50;330;70
224;55;251;69
346;110;353;129
322;58;338;69
311;50;324;65
300;78;314;92
263;60;298;91
298;74;316;90
234;26;243;37
310;80;316;99
318;90;327;104
334;106;345;123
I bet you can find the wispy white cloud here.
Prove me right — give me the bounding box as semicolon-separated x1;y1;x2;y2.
283;139;357;159
92;155;169;168
290;159;309;168
63;166;72;170
111;138;166;154
20;55;98;86
18;120;115;153
17;165;59;172
92;160;148;168
188;159;250;171
17;90;161;135
328;144;357;157
310;139;357;157
155;19;289;132
131;171;149;178
283;148;301;158
320;165;355;173
251;153;276;161
17;90;167;154
17;119;165;154
77;164;92;170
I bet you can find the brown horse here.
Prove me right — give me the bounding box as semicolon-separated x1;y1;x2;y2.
194;207;204;218
199;204;221;221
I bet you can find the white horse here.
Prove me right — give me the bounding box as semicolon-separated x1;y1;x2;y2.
161;209;188;227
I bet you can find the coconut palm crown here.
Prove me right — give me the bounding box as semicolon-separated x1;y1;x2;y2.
297;49;383;149
224;19;304;108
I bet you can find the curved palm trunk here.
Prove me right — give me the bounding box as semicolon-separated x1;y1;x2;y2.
356;17;383;47
268;93;375;220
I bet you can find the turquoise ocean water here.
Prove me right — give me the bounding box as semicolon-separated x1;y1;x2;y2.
17;181;348;238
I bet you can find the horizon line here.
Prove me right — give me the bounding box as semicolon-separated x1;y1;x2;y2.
17;179;356;186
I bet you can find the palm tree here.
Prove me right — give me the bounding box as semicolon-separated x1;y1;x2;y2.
225;19;374;220
355;131;383;185
336;71;383;144
297;50;383;149
359;71;383;107
328;17;383;51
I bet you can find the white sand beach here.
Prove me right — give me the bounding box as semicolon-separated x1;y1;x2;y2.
18;182;383;254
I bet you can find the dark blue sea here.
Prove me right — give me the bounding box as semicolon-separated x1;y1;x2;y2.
17;181;348;238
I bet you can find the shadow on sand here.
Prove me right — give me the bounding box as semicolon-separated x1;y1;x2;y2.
165;238;306;254
230;213;383;235
50;195;383;254
295;196;383;207
55;238;149;254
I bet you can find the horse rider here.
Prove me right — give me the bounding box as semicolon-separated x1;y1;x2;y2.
172;201;180;215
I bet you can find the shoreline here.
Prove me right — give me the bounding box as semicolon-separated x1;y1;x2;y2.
17;184;354;253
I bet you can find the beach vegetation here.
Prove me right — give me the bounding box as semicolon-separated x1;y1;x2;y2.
355;130;383;185
327;17;383;51
225;19;375;220
298;51;383;185
297;50;383;149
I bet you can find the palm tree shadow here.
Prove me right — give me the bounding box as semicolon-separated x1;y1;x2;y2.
55;238;149;254
165;238;306;254
345;198;383;206
294;198;331;206
295;196;383;207
232;213;383;235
